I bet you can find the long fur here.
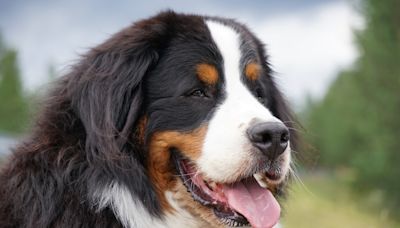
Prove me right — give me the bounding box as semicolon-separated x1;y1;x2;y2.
0;11;298;228
0;12;175;228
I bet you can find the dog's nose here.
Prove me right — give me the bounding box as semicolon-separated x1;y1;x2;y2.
247;122;290;160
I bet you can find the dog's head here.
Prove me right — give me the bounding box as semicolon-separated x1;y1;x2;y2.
70;11;297;228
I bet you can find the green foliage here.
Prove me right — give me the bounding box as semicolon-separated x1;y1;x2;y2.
283;174;400;228
304;0;400;218
0;35;30;134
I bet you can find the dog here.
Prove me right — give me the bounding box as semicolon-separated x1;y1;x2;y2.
0;11;297;228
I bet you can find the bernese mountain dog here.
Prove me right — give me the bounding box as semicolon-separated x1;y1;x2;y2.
0;11;297;228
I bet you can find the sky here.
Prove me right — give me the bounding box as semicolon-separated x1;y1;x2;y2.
0;0;364;109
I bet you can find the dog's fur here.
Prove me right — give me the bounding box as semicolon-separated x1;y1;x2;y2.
0;11;296;228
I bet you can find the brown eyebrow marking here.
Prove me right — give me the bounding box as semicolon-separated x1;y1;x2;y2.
245;62;261;81
196;63;219;85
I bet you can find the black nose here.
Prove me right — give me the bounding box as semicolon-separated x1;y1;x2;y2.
247;122;290;160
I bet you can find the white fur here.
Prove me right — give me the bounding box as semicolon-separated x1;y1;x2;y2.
93;182;198;228
199;20;289;183
164;191;204;227
268;143;292;185
93;20;291;228
93;181;283;228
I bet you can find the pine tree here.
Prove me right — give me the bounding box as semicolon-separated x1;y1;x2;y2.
0;35;30;134
305;0;400;217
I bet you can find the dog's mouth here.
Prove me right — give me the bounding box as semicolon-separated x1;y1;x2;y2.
173;153;281;228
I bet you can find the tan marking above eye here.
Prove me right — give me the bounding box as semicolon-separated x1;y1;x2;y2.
245;62;261;81
196;63;219;85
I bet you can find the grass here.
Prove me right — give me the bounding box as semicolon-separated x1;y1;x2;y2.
281;173;400;228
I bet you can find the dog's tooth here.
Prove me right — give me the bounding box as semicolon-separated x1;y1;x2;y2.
208;181;217;190
253;173;268;188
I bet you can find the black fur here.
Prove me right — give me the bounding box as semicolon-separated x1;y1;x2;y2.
0;11;297;228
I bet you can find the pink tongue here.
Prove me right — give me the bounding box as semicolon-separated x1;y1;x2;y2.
223;179;280;228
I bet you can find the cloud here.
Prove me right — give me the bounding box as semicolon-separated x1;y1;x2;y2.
0;0;363;108
216;1;364;108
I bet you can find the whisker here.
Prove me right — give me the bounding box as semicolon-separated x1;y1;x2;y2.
173;171;197;178
289;160;315;197
183;178;193;186
287;127;307;134
289;149;300;154
282;120;304;128
282;120;298;124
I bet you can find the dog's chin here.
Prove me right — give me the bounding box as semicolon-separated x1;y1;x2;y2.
170;150;288;228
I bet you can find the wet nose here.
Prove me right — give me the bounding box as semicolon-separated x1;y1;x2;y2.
247;122;290;160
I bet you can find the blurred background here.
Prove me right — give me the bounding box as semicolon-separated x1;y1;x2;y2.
0;0;399;227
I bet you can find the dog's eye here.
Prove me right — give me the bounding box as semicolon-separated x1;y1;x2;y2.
257;96;265;104
256;89;265;104
189;89;207;97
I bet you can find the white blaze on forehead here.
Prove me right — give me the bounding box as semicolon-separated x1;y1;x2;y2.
199;20;282;182
206;21;241;86
205;20;276;121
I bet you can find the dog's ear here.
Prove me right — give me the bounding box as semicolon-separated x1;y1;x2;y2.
71;29;159;161
68;15;172;216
